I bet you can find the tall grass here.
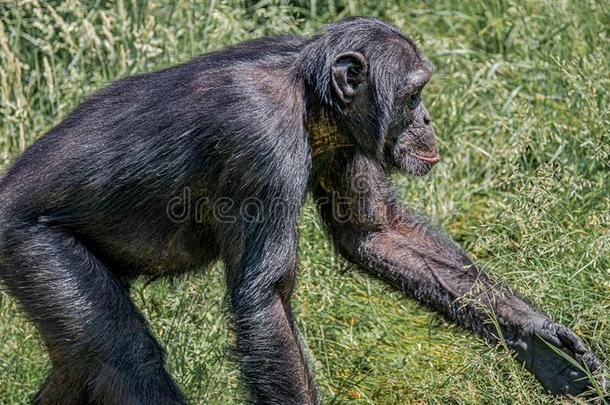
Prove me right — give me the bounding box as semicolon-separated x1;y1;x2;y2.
0;1;608;403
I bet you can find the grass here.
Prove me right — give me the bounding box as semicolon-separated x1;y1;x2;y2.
0;0;608;403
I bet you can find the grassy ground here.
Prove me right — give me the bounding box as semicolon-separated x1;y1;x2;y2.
0;0;608;403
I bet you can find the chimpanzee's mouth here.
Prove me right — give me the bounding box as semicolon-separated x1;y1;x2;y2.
388;144;440;174
409;152;440;164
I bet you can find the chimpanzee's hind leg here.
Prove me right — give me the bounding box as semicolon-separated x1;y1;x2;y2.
0;224;185;405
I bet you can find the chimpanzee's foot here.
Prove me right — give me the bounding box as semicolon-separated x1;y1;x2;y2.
503;316;606;396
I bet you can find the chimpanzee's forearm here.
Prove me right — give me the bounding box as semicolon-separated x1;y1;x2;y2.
328;218;535;344
323;207;605;396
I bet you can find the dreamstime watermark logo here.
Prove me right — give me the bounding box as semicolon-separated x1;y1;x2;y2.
165;173;383;225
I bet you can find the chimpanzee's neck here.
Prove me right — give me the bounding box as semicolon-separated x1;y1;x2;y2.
305;112;352;157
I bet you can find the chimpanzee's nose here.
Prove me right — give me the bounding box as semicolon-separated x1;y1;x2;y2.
423;112;431;126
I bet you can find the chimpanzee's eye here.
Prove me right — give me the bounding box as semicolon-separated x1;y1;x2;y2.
407;91;421;110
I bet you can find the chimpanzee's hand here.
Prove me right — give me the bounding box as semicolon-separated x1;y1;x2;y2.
503;315;607;396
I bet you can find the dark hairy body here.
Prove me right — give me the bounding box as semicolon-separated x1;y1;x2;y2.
0;17;606;404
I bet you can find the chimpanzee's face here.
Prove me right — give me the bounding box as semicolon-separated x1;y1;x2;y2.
330;45;439;176
385;60;439;176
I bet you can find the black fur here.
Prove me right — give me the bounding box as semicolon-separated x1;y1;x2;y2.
0;17;605;404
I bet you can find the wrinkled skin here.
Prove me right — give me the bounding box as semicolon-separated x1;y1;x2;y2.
504;313;606;395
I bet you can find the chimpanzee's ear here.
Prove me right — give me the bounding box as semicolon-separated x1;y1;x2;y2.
331;52;368;105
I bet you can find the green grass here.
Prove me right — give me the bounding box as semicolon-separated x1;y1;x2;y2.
0;0;609;403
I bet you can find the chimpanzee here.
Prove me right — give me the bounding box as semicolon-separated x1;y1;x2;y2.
0;17;606;404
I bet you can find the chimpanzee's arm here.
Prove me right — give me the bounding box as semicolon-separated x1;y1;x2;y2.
314;151;605;396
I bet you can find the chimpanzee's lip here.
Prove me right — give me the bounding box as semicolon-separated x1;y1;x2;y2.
410;152;440;164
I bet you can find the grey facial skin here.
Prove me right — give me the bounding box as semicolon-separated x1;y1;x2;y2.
0;17;605;404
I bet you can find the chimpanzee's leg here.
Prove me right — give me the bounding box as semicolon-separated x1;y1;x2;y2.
224;223;316;405
32;369;87;405
0;224;185;404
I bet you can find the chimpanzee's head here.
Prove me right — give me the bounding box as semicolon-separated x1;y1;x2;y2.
301;17;439;176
